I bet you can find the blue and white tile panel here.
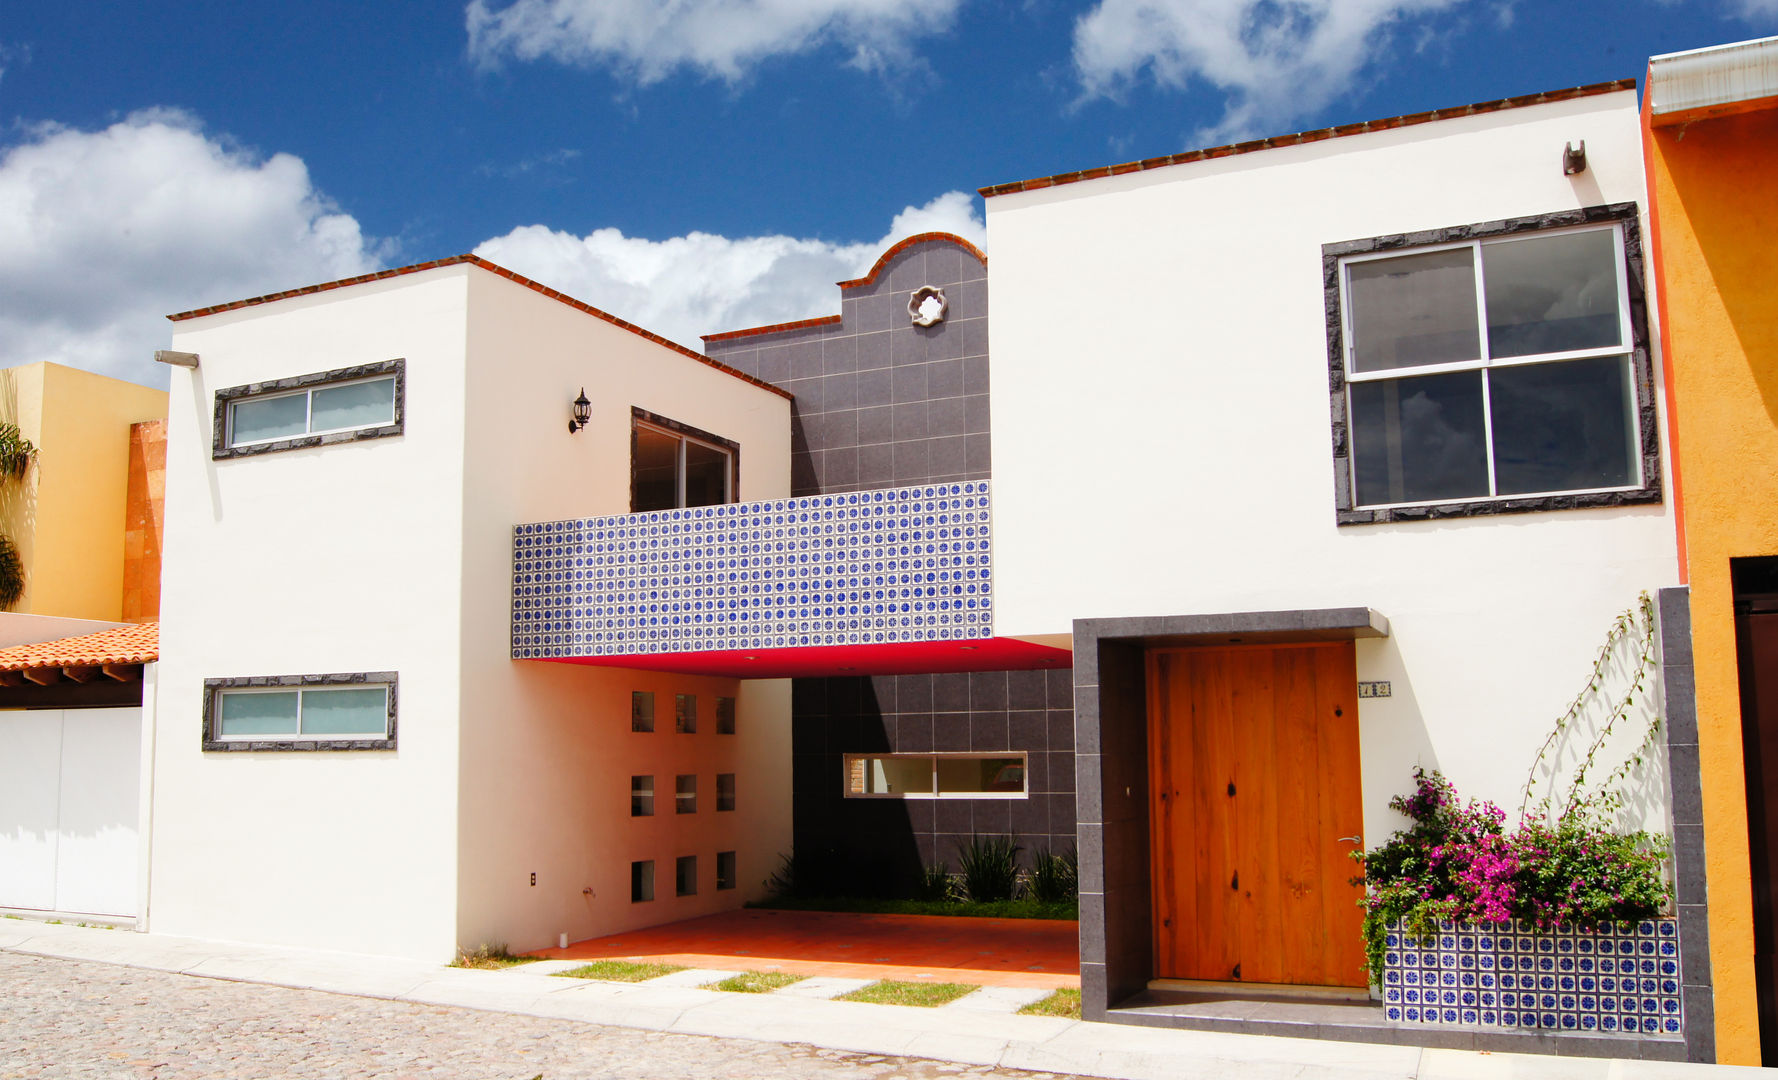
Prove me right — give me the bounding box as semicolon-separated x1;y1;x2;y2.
512;482;993;659
1381;918;1682;1037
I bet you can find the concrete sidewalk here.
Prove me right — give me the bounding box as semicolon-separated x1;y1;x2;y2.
0;920;1755;1080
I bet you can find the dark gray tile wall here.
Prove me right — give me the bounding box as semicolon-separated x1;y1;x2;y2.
705;240;990;496
1659;586;1717;1063
791;669;1077;894
706;237;1072;897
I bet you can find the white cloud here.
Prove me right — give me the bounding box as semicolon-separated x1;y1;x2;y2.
1072;0;1469;143
473;190;985;349
1731;0;1778;17
466;0;962;83
0;111;385;386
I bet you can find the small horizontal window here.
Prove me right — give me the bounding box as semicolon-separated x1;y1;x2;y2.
843;753;1027;799
203;673;397;751
213;361;404;459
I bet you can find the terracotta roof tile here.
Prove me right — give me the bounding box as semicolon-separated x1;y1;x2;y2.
165;256;792;401
978;79;1638;198
0;622;159;672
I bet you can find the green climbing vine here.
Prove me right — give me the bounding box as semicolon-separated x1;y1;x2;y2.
1519;591;1663;826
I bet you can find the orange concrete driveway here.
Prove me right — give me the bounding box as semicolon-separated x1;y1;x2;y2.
534;908;1080;990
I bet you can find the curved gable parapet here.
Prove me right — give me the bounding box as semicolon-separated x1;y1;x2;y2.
837;232;988;292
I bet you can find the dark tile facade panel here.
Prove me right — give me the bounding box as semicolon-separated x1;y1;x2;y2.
790;671;1076;897
706;238;990;497
1657;587;1717;1063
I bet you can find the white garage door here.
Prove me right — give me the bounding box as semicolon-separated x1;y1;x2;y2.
0;708;141;918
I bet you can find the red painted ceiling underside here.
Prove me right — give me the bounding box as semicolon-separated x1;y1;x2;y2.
542;637;1072;678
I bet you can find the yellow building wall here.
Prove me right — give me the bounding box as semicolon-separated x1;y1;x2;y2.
0;362;169;621
1647;104;1778;1065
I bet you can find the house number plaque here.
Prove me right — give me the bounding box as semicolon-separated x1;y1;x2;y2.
1357;681;1392;698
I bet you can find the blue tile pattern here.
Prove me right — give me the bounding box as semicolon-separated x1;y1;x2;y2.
512;482;993;659
1381;918;1682;1038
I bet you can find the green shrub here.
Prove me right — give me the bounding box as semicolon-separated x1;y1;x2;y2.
956;834;1021;902
1029;846;1078;903
915;860;954;901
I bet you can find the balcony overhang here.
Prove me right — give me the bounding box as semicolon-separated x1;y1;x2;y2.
545;636;1070;679
513;482;1034;678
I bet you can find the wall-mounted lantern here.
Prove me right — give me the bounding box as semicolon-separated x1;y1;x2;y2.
568;388;591;434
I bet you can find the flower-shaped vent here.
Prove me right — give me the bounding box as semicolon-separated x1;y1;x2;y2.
908;286;947;327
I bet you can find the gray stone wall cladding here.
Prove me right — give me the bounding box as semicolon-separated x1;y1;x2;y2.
211;359;406;461
710;236;1049;897
704;240;990;496
201;672;398;752
790;668;1076;894
1071;605;1715;1062
1323;203;1662;525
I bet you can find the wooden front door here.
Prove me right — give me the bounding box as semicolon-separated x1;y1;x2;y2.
1146;642;1367;987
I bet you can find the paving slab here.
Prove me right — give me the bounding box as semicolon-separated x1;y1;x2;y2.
499;958;583;976
950;985;1055;1013
775;975;876;999
646;966;746;988
0;920;1759;1080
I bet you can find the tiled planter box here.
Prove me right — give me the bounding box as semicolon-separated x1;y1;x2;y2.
1381;918;1683;1036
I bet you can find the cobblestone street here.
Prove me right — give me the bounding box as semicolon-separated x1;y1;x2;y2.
0;954;1086;1080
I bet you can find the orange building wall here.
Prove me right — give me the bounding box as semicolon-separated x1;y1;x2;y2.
1646;101;1778;1065
122;419;166;622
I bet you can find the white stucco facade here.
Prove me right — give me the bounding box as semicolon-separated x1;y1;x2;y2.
151;263;792;961
984;89;1681;839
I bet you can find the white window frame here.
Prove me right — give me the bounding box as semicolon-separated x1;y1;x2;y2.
225;374;398;449
1338;221;1641;512
202;672;397;751
212;359;404;461
842;752;1029;800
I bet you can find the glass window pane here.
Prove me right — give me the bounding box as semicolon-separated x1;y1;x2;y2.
310;378;395;432
631;776;654;817
1347;248;1481;372
631;691;654;733
230;394;309;444
683;440;730;507
716;696;736;734
716;850;737;891
675;774;697;813
716;773;736;811
860;756;933;795
1351;371;1490;506
300;687;387;735
217;691;300;736
1489;356;1636;496
675;694;696;733
937;756;1026;794
1483;230;1621;358
676;855;697;897
633;426;679;511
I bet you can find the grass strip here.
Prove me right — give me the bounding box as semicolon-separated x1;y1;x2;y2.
838;980;979;1007
1018;988;1081;1018
706;970;806;993
751;897;1078;921
452;945;542;970
554;960;686;982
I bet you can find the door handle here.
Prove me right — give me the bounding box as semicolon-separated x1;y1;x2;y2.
1337;836;1362;844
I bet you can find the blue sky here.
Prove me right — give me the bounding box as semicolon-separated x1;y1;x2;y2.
1;0;1769;385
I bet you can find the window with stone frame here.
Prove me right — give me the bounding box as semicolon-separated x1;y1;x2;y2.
1325;204;1660;524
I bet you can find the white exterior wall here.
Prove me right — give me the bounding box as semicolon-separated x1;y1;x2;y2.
152;269;471;961
985;91;1681;837
453;271;794;954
